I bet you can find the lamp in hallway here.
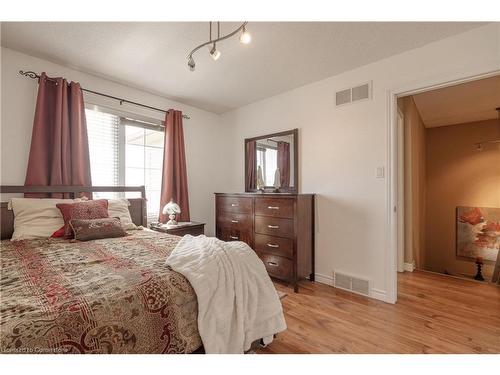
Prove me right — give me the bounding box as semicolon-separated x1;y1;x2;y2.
473;257;485;281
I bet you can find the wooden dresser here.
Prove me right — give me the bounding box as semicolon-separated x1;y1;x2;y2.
215;193;315;292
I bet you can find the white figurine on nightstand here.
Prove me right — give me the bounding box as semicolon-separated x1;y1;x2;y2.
162;199;181;228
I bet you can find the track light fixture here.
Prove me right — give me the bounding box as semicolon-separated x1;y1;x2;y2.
209;43;221;60
187;55;195;71
187;22;251;71
239;25;252;44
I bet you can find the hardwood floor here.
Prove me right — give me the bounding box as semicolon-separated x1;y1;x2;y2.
258;271;500;354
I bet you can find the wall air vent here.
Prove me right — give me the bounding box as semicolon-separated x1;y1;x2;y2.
335;81;372;107
336;88;352;106
333;271;370;297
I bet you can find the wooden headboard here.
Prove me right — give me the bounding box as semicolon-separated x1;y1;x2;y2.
0;185;147;240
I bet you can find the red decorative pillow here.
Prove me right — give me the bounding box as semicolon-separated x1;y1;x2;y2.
56;199;109;239
51;226;65;238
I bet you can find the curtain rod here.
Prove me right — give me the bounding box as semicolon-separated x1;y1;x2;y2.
18;70;190;120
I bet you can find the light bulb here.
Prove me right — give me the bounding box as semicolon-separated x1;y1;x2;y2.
187;56;196;71
209;44;221;60
239;27;251;44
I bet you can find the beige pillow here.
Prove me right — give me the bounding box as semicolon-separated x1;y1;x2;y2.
107;199;137;230
10;198;80;241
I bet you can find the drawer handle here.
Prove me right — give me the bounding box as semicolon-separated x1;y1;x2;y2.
231;203;239;207
231;220;239;223
267;206;279;210
268;225;279;229
267;243;279;248
229;236;239;240
267;261;278;266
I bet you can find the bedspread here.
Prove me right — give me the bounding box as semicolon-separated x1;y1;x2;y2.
0;230;201;354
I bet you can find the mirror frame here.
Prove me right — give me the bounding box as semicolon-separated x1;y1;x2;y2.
244;128;298;193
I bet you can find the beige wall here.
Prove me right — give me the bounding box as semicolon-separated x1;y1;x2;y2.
425;119;500;278
402;96;427;269
222;24;500;301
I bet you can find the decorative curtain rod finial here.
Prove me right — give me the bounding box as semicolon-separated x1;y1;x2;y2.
19;70;40;79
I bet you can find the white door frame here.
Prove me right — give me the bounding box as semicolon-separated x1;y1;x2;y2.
385;70;500;304
396;108;405;273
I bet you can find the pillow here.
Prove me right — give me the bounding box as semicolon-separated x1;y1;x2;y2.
69;218;127;241
10;198;81;241
56;199;109;239
51;226;66;238
107;199;137;230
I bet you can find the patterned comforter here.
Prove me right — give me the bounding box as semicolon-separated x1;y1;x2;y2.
0;230;202;354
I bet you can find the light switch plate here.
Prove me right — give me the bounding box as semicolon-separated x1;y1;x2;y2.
376;166;385;178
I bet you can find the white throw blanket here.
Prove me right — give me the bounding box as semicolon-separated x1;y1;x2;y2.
166;235;287;354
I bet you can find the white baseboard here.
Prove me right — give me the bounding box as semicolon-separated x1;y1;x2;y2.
403;262;415;272
314;273;388;303
314;272;334;286
369;288;387;302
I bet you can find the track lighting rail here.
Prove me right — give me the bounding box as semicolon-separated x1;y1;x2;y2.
187;22;250;71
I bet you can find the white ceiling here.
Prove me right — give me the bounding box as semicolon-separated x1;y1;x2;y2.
412;75;500;128
1;22;488;113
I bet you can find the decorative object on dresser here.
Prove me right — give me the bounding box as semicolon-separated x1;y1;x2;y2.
150;221;205;237
215;193;315;292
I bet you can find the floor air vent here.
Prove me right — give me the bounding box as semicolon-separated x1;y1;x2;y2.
333;271;370;296
335;82;372;107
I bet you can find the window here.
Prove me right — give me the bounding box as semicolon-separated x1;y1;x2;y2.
85;107;164;223
256;146;277;186
124;126;164;222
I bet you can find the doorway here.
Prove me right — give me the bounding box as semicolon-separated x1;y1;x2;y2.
393;74;500;291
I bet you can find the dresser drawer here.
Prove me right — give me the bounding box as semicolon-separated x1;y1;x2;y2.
254;233;293;259
217;227;253;247
257;252;293;280
217;212;252;232
255;197;294;218
255;216;294;239
217;196;253;214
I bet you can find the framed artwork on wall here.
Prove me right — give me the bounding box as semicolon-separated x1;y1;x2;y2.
456;206;500;262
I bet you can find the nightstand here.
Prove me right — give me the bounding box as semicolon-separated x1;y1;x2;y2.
149;222;205;237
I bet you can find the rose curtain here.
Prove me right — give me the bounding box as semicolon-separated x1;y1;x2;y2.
277;141;290;188
246;140;257;191
24;72;92;198
158;110;190;223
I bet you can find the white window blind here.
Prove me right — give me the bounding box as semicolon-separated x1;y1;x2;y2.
85;107;164;223
85;109;120;199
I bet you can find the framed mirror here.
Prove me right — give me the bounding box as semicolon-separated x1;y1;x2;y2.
245;128;298;193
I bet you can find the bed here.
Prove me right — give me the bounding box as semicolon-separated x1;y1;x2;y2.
0;186;202;354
